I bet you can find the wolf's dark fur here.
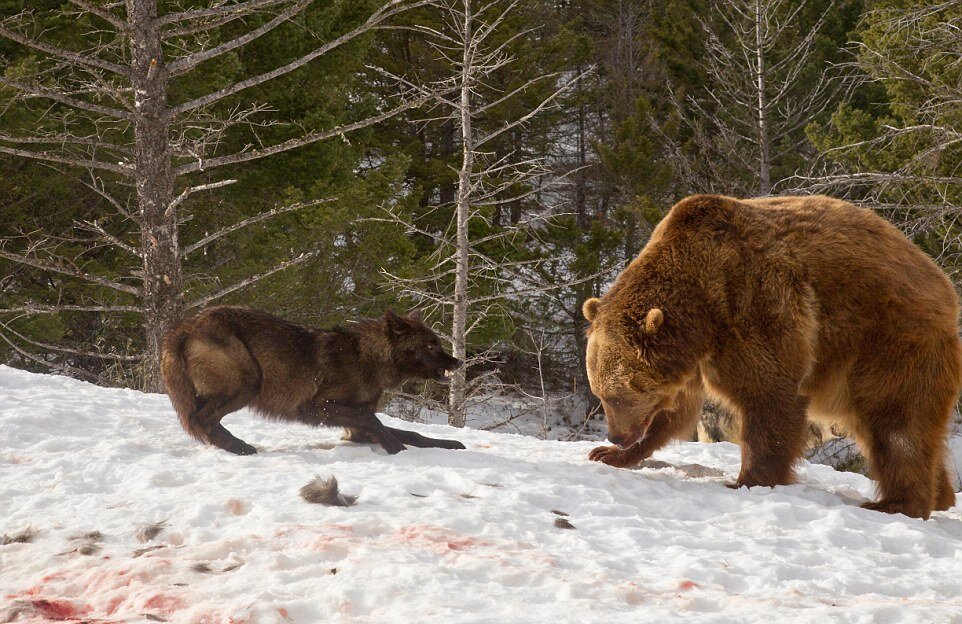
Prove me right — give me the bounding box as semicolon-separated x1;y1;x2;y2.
160;306;465;455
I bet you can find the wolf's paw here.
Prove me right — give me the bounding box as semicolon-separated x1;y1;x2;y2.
436;438;466;450
379;436;407;455
227;440;257;456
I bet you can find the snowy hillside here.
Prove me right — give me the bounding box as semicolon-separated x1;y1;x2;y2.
1;366;961;624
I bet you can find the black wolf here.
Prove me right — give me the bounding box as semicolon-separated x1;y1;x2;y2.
160;306;465;455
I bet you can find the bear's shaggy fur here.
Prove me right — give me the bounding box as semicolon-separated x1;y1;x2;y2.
583;194;961;519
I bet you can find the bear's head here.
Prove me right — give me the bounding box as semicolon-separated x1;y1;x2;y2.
582;296;694;448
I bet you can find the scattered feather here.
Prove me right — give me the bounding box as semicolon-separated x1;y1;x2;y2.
143;613;167;622
554;517;576;530
133;545;164;557
136;520;167;543
1;528;37;545
56;531;102;557
300;475;357;507
460;493;479;499
551;510;569;516
191;562;213;574
77;542;100;556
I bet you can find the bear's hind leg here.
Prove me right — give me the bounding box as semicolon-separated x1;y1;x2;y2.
857;421;937;519
934;464;957;512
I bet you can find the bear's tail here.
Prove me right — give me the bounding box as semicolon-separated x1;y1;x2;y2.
160;330;205;441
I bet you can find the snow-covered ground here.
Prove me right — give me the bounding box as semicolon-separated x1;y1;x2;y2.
2;366;962;624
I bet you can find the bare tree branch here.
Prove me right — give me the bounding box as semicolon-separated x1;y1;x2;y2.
165;179;238;216
181;198;333;257
0;304;140;315
0;26;128;77
0;320;143;361
0;77;133;119
167;0;314;76
169;0;432;115
158;0;292;25
174;89;441;174
0;144;131;174
66;0;127;30
0;248;139;295
0;132;131;154
0;326;99;382
187;249;321;308
75;220;140;257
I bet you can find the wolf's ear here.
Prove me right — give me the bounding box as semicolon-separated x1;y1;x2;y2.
643;308;664;334
384;309;407;337
408;308;423;322
582;298;601;322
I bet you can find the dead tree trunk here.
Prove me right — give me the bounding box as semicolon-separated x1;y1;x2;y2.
376;0;590;429
754;0;771;196
129;0;180;390
448;0;474;428
0;0;434;388
688;0;834;196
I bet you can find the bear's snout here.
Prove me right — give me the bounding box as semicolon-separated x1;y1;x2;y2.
608;433;631;447
608;428;642;448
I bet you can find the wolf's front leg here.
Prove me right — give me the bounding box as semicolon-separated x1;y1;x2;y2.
302;402;407;454
382;426;466;450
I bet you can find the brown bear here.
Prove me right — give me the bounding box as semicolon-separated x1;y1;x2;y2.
582;194;961;519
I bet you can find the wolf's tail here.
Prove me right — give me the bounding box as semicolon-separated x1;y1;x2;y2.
160;330;205;440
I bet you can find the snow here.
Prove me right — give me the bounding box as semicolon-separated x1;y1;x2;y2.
1;366;962;624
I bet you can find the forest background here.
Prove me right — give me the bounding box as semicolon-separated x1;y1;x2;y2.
1;0;958;443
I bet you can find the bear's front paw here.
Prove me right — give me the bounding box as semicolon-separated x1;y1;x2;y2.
726;478;776;490
588;445;639;468
861;499;930;520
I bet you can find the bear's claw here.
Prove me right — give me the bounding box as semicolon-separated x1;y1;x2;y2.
588;445;639;468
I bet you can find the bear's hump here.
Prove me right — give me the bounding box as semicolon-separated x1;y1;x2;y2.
663;194;738;234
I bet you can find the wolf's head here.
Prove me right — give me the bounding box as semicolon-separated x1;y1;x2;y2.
384;310;462;383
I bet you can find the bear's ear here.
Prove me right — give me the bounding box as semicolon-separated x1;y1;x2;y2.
582;298;602;322
408;308;423;322
643;308;664;334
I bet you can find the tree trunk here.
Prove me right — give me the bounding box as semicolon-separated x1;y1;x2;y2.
576;73;589;229
439;115;456;206
129;0;181;390
755;0;771;196
448;0;473;428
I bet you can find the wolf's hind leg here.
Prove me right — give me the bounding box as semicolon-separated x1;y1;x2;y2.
190;392;258;455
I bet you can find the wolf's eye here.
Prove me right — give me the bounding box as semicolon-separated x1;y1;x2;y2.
607;398;623;408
